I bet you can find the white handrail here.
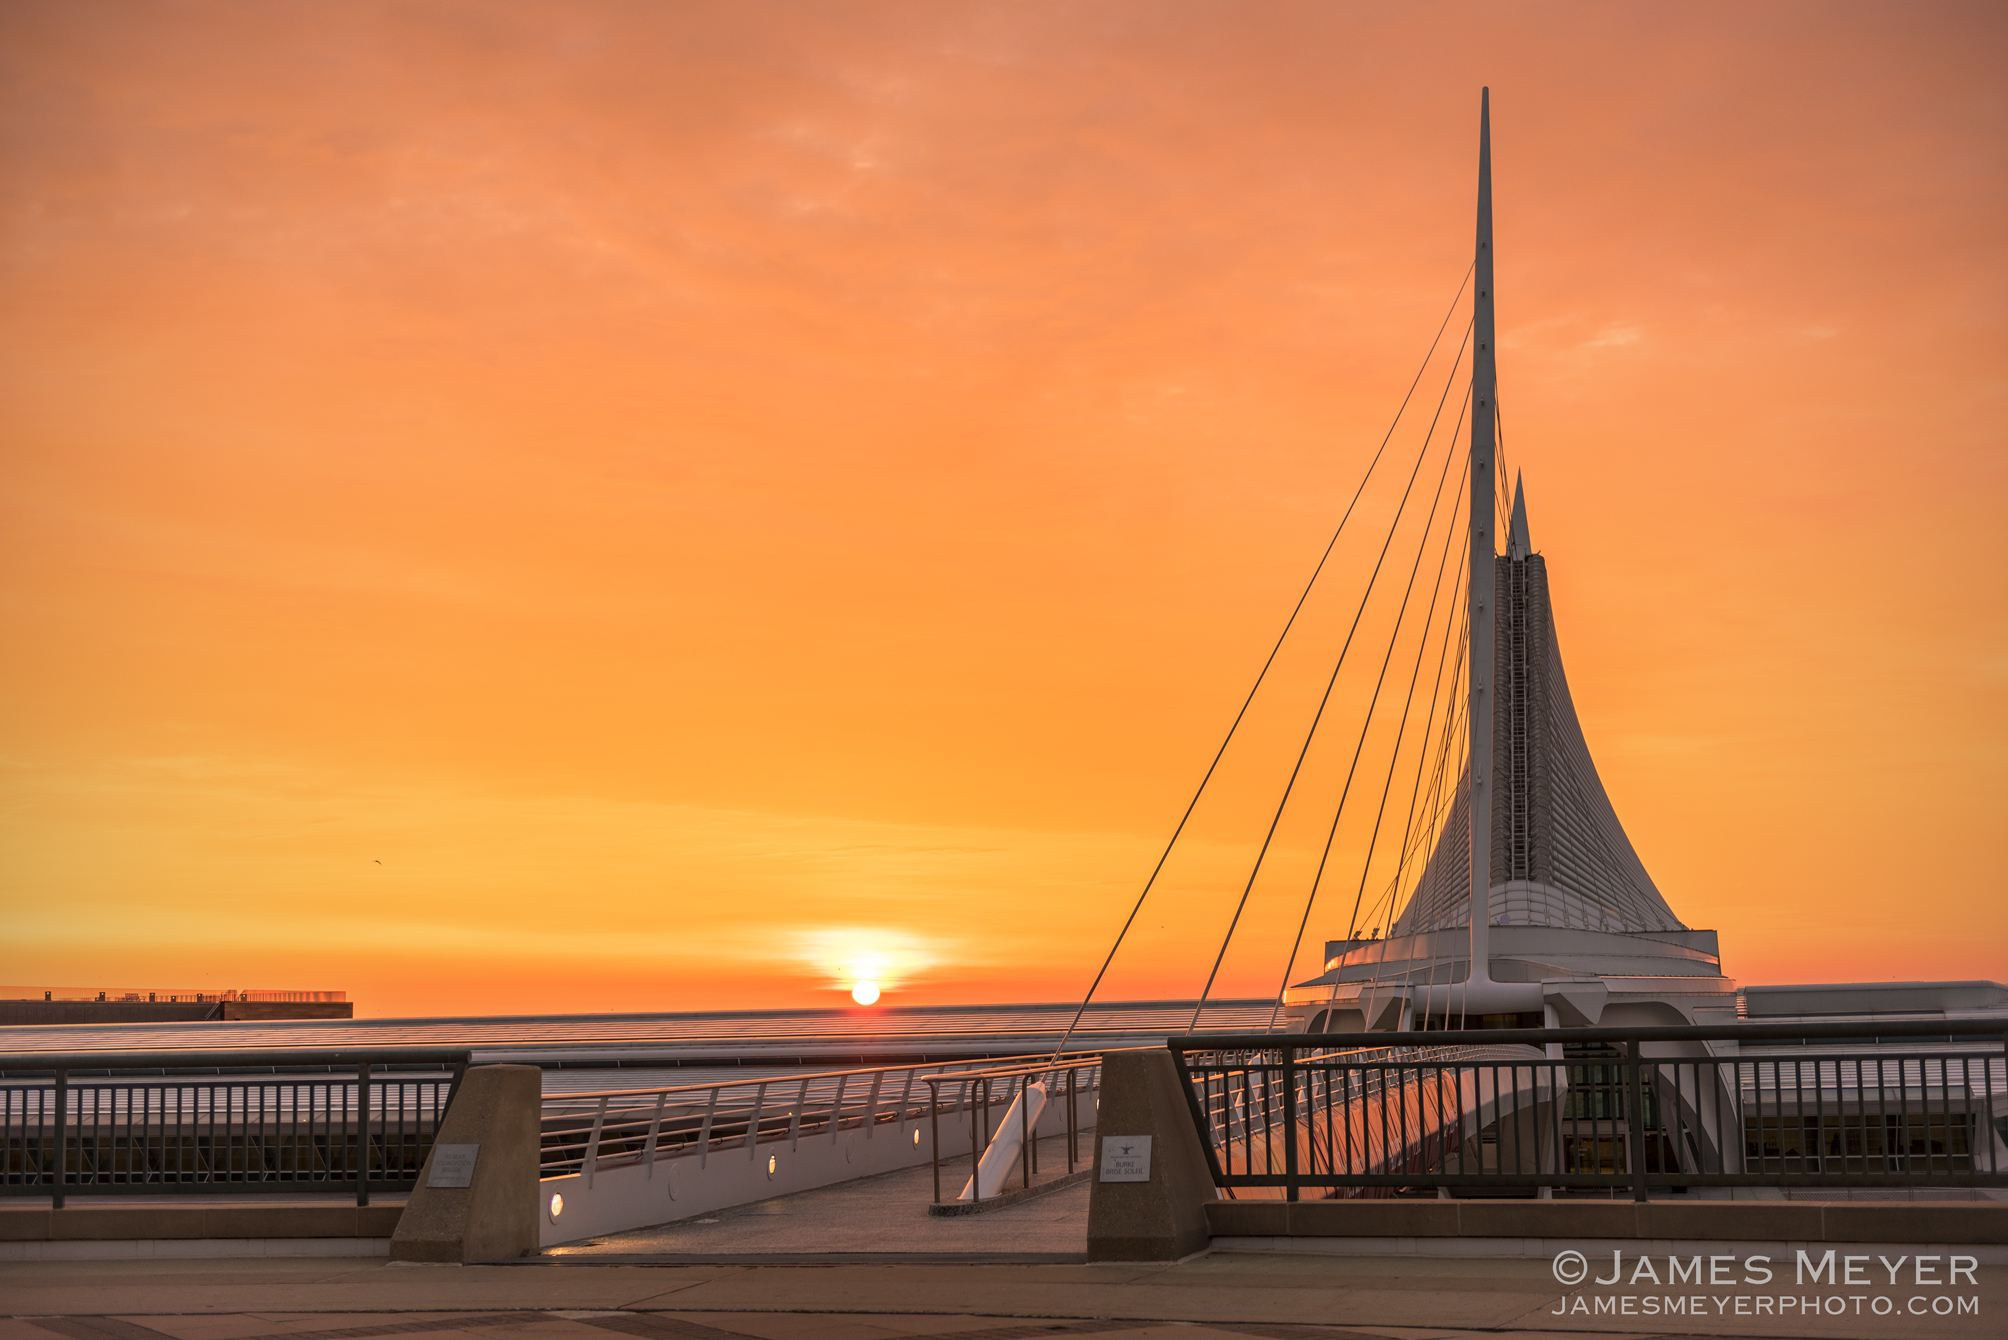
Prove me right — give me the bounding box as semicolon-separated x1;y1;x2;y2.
539;1050;1105;1178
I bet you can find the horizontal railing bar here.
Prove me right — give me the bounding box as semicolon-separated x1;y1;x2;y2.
0;1048;473;1073
1180;1061;2002;1078
0;1075;458;1092
543;1051;1103;1106
1173;1021;2008;1049
1205;1174;1646;1188
922;1059;1102;1087
1642;1174;2008;1187
1205;1173;2008;1188
2;1179;434;1195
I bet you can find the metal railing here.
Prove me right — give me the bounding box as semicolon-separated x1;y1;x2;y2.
0;1048;469;1206
537;1052;1099;1186
1170;1022;2008;1201
921;1055;1101;1204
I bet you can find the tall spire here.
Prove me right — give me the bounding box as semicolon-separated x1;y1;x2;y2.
1507;472;1531;559
1467;89;1500;987
1389;117;1684;946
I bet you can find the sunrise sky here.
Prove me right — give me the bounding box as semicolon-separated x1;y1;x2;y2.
3;2;2003;1018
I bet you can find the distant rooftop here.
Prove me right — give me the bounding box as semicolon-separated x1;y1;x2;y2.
1;985;345;1004
1741;980;2008;1018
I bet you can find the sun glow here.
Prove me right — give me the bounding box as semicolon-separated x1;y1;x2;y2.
798;927;945;1000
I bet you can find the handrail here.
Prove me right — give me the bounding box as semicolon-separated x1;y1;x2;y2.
541;1053;1010;1106
920;1054;1102;1206
1177;1020;2008;1049
0;1047;473;1073
918;1054;1101;1085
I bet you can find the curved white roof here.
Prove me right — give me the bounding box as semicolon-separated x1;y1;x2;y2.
1394;503;1682;937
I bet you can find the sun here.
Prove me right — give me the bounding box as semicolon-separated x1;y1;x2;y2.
850;980;881;1006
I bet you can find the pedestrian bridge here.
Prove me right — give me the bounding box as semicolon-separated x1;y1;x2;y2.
4;1016;2005;1262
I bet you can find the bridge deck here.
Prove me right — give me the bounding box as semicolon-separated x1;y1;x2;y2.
545;1132;1088;1263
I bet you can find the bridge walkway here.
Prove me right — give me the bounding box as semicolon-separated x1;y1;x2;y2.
545;1131;1088;1263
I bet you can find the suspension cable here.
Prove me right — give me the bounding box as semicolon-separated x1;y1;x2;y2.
1382;582;1470;923
1363;596;1470;956
1189;318;1474;1030
1264;396;1472;1029
1353;624;1468;1035
1386;630;1471;935
1046;264;1474;1060
1355;605;1474;1031
1336;467;1468;950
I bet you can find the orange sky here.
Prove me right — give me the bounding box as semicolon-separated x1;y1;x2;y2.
2;2;2004;1018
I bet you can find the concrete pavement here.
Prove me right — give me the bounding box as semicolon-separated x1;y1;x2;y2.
8;1133;2001;1336
2;1250;2000;1338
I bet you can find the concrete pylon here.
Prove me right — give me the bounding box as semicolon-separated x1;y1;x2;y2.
1085;1048;1217;1262
391;1064;541;1263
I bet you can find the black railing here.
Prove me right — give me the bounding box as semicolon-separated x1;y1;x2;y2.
1169;1021;2008;1202
0;1048;470;1206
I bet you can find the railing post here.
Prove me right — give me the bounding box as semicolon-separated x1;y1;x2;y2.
355;1062;372;1207
52;1067;68;1210
1626;1038;1648;1203
642;1092;665;1177
1282;1044;1299;1202
698;1088;718;1169
862;1069;884;1141
897;1067;917;1139
1998;1032;2008;1176
829;1073;849;1145
746;1082;767;1159
584;1096;607;1188
971;1078;985;1202
1020;1074;1032;1189
928;1079;942;1203
1066;1067;1077;1173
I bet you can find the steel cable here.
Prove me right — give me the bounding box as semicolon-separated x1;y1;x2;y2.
1046;264;1476;1063
1191;322;1474;1030
1265;396;1473;1030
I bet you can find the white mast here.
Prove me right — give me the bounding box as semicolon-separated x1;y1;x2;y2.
1466;89;1499;1015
